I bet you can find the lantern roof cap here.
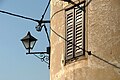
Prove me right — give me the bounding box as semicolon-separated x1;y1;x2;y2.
21;31;37;41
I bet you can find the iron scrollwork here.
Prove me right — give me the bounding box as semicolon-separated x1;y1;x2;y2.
34;54;49;64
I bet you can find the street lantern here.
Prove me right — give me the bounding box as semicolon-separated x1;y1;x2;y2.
21;31;37;54
21;23;50;68
21;31;50;69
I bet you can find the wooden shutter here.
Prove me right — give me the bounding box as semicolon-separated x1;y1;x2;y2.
75;3;85;57
65;9;74;60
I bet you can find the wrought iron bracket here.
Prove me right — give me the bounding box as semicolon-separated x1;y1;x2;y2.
26;47;50;69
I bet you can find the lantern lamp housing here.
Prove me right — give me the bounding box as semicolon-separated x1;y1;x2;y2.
21;32;37;52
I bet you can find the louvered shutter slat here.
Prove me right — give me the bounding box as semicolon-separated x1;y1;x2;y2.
75;4;84;57
65;9;74;60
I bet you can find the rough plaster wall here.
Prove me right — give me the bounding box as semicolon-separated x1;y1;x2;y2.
50;0;120;80
50;0;65;79
87;0;120;79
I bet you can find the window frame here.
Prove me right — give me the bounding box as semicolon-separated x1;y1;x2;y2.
65;1;86;62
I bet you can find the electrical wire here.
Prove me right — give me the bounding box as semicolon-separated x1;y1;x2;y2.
50;27;90;53
0;0;51;23
50;0;92;21
85;0;92;7
40;0;51;21
0;0;90;23
44;25;51;44
45;0;120;69
0;10;39;22
50;27;120;69
91;54;120;69
49;0;120;69
50;0;93;54
0;0;119;69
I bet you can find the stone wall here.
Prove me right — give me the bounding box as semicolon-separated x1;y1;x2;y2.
50;0;120;80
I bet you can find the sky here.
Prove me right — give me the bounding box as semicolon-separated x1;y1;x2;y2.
0;0;50;80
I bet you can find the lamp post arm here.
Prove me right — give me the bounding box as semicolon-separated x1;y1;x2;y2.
44;25;50;44
43;25;51;69
41;20;50;23
26;52;48;54
26;51;49;67
37;20;50;24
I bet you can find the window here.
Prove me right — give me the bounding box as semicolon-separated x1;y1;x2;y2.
65;2;85;61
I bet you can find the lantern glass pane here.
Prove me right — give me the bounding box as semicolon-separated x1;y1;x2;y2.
22;40;29;49
30;40;36;49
